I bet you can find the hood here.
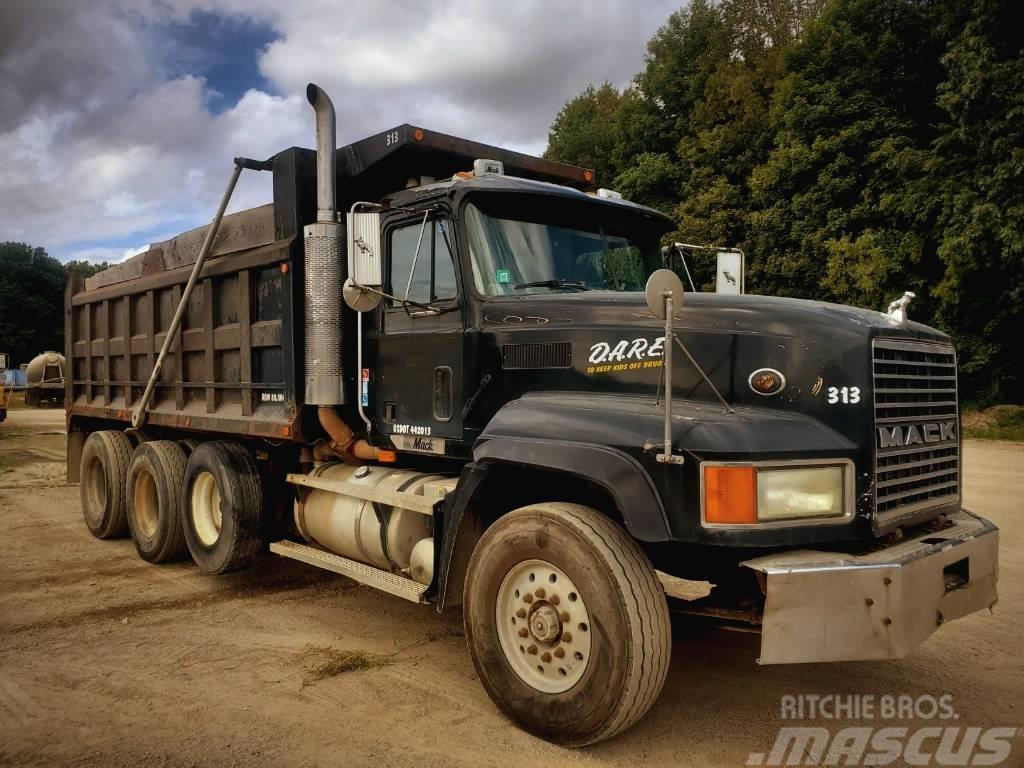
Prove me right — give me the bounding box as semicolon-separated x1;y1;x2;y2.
481;290;947;343
477;290;951;416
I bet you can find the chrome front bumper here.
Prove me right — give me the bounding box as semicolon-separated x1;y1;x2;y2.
742;510;999;664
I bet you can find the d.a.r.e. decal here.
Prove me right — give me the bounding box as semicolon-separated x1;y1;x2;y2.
586;337;665;375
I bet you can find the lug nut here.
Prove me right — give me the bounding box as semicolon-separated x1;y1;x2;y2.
560;611;570;623
527;644;538;655
541;652;552;663
535;587;546;598
549;595;560;606
518;627;529;638
553;647;565;659
516;608;527;619
561;631;573;643
523;593;534;604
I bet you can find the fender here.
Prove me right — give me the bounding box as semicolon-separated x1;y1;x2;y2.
473;437;669;540
472;395;672;539
434;394;672;611
434;446;668;612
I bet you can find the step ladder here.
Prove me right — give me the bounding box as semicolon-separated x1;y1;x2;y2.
270;540;429;604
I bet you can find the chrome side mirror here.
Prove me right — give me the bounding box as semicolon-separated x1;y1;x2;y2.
346;211;382;287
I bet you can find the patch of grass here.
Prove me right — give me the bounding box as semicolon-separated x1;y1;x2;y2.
962;405;1024;442
300;644;394;686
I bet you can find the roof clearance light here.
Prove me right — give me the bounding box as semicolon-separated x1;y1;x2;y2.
473;159;504;177
597;188;623;200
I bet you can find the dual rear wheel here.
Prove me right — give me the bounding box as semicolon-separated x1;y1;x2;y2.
80;432;263;574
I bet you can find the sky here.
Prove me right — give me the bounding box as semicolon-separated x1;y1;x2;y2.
0;0;681;264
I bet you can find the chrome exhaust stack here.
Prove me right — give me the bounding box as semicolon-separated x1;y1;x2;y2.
303;83;345;405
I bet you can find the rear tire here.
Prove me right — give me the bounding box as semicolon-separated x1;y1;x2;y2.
79;430;133;539
181;441;263;574
464;503;671;747
126;441;189;563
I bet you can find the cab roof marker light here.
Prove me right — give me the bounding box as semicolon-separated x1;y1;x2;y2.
597;188;623;200
473;159;504;177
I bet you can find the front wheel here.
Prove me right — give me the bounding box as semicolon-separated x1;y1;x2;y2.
463;503;671;746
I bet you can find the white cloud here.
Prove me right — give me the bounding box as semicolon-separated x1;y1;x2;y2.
0;0;680;260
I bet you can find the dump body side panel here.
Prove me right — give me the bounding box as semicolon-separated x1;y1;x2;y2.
67;229;302;440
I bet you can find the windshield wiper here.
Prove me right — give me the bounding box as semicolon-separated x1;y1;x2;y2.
513;279;589;291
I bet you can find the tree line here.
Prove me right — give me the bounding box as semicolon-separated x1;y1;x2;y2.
545;0;1022;404
0;242;106;368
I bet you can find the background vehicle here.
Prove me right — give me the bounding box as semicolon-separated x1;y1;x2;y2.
25;351;65;407
65;84;999;746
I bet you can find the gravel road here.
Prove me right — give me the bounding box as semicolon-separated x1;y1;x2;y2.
0;408;1020;767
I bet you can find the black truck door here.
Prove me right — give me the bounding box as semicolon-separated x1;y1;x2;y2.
372;213;464;450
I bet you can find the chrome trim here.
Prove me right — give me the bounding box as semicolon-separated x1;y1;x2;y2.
699;458;855;529
748;367;786;397
744;510;998;664
872;338;960;526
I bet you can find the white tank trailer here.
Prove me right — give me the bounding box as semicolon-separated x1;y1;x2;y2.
25;351;65;407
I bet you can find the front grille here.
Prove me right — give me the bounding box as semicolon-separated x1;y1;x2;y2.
872;338;960;524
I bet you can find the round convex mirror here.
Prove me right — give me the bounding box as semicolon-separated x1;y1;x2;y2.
644;269;685;320
343;277;382;312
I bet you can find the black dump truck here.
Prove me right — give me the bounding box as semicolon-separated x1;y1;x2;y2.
66;84;999;746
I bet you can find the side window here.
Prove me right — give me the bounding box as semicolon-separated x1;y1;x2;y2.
387;218;458;306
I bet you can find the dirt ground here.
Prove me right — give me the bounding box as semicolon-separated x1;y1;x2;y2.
0;408;1020;768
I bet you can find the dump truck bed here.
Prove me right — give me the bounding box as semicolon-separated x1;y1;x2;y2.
67;205;300;439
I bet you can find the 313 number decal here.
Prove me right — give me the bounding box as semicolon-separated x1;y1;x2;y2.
827;386;861;404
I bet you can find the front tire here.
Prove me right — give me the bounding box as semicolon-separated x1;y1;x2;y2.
463;503;671;746
181;441;263;574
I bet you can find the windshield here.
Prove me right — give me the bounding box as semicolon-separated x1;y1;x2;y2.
463;195;664;296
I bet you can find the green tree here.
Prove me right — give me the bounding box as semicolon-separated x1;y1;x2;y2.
544;83;627;187
0;242;66;366
747;0;960;307
930;0;1024;402
543;0;1021;401
64;259;109;284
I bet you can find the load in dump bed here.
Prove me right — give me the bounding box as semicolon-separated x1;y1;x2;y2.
66;83;999;748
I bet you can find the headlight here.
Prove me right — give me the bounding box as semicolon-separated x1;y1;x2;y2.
704;463;849;525
756;466;845;521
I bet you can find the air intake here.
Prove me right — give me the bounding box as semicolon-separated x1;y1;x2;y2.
501;342;572;370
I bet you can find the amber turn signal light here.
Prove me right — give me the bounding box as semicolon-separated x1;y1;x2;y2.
704;466;757;524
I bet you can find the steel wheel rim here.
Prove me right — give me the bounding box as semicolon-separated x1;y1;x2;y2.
191;471;222;547
83;455;107;526
132;467;159;538
495;558;593;694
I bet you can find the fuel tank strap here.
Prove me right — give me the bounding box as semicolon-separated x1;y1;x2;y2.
286;472;440;515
